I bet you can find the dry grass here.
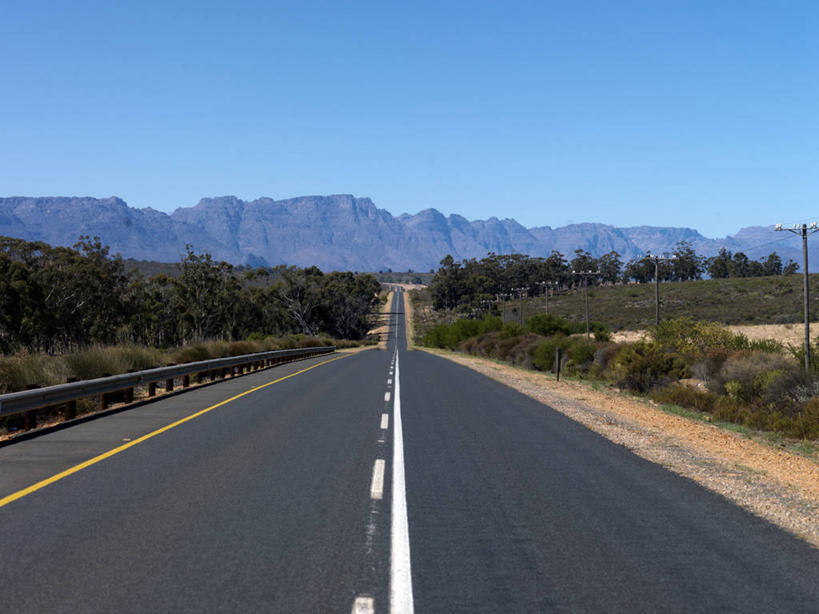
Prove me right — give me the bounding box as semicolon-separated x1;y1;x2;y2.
612;323;814;348
404;290;416;349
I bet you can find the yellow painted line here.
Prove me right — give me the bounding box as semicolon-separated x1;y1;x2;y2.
0;353;354;509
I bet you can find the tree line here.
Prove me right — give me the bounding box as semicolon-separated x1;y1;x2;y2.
429;242;797;310
0;236;381;354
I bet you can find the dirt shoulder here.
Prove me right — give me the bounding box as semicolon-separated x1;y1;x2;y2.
420;347;819;547
366;290;394;350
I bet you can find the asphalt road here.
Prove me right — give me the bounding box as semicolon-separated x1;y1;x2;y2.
1;289;817;613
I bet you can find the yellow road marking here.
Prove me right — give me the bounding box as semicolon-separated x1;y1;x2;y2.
0;353;354;509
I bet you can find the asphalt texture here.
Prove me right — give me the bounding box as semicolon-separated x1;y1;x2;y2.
1;289;818;613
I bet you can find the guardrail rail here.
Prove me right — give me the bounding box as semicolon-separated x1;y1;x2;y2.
0;346;335;431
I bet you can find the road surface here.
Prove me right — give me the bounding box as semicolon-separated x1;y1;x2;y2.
0;289;817;612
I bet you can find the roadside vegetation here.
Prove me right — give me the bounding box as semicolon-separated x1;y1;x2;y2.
413;286;819;443
0;235;382;398
428;247;807;330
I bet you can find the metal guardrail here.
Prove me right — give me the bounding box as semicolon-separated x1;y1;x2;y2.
0;346;335;426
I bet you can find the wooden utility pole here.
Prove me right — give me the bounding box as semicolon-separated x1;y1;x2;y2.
775;222;818;370
512;287;527;326
572;271;600;341
645;252;675;326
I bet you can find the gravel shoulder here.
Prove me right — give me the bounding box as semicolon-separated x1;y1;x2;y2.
421;347;819;548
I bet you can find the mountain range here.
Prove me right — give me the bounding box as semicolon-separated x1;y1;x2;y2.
0;195;803;272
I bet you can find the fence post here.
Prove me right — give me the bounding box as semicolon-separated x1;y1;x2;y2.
555;347;561;382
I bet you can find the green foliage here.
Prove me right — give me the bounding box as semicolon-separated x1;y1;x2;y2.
533;336;572;371
610;342;688;392
527;313;576;336
500;322;526;338
652;317;740;355
0;236;380;354
423;316;503;349
651;384;719;412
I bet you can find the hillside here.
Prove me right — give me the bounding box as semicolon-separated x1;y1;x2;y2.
0;194;806;271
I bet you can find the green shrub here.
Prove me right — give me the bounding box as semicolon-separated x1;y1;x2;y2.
567;341;596;369
651;384;719;412
788;399;819;439
711;351;796;402
653;317;740;356
527;313;575;337
533;336;571;371
610;342;687;392
500;322;526;339
422;316;503;349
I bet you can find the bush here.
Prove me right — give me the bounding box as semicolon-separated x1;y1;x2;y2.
651;384;719;412
788;399;819;439
527;313;575;337
710;351;796;402
500;322;526;339
422;316;503;349
567;341;596;370
610;342;688;392
533;336;572;371
653;317;740;356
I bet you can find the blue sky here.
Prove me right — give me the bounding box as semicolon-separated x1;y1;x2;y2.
1;1;816;237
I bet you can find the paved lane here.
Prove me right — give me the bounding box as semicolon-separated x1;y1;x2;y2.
0;344;394;612
2;288;817;613
396;288;819;613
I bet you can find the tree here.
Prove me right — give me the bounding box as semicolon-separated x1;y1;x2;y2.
671;241;703;281
707;249;732;279
276;266;324;335
598;251;622;284
729;252;750;278
762;252;783;276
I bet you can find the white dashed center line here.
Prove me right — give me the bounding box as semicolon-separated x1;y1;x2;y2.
370;459;385;500
352;595;375;614
380;413;389;430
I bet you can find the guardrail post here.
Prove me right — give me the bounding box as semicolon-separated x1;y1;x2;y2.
65;377;78;419
165;377;174;392
182;375;190;388
24;384;39;429
124;371;135;403
148;382;157;397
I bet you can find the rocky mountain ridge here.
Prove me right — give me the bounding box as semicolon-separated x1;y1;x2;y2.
0;195;801;271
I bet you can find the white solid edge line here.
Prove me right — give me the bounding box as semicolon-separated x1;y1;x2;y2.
352;596;375;614
371;459;385;500
381;413;389;429
390;349;414;614
384;391;391;402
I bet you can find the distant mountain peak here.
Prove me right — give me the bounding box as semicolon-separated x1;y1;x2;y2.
0;195;805;270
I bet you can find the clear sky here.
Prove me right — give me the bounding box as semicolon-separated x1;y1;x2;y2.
1;1;816;237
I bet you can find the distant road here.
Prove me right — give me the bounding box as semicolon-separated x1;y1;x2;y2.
1;291;817;612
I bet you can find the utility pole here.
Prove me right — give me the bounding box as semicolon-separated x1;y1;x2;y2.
572;271;600;341
775;222;818;370
536;281;556;314
496;293;508;323
512;287;527;326
645;252;676;326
